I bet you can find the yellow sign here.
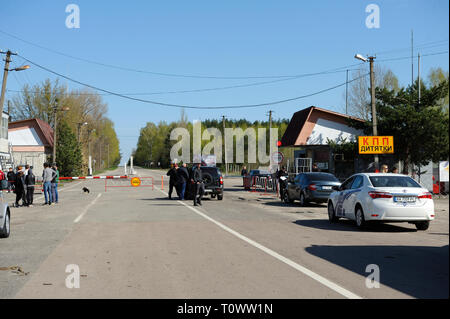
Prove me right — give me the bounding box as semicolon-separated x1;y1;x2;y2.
358;136;394;154
130;177;141;187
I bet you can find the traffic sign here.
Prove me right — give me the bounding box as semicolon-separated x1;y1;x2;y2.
271;151;284;164
358;136;394;154
130;177;141;187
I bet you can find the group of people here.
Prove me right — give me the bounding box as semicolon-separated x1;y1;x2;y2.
0;163;60;207
166;162;205;206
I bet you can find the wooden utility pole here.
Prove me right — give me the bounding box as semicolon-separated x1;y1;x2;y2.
222;115;228;176
368;56;379;169
0;50;13;113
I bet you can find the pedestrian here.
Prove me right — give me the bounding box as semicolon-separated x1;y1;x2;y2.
14;171;27;207
25;167;36;207
381;164;389;173
391;167;399;174
166;163;179;200
7;167;16;193
42;163;56;205
241;165;248;187
0;168;7;191
51;163;60;204
192;163;204;206
276;166;288;197
312;163;320;172
176;163;189;200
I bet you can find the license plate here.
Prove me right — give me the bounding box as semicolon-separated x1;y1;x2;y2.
394;196;416;203
322;186;332;190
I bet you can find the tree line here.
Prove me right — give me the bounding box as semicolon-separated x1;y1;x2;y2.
132;111;290;170
10;79;121;177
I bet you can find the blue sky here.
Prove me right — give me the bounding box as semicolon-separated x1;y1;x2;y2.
1;0;448;164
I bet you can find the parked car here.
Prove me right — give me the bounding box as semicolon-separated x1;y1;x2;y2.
283;172;341;205
186;166;224;200
327;173;435;230
244;169;272;190
0;191;11;238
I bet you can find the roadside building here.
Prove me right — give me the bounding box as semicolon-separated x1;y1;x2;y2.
279;106;365;180
0;111;13;170
8;118;54;177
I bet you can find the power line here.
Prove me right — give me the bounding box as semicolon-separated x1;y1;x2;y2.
18;54;369;109
1;28;364;80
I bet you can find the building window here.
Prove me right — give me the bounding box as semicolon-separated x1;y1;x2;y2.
1;117;8;139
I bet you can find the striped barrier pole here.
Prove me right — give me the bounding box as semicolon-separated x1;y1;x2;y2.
59;175;128;180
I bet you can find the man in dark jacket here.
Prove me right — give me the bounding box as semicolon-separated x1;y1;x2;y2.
191;163;204;206
25;168;36;207
176;163;189;200
7;167;16;193
15;170;27;207
166;163;179;199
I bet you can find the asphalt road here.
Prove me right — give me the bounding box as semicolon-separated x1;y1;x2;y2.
0;167;448;299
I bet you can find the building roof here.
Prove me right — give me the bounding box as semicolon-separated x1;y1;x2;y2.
280;106;365;147
8;118;54;147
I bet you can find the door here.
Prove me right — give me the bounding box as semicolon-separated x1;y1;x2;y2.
335;176;355;217
343;175;364;218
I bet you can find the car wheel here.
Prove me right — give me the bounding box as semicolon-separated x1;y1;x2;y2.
299;192;307;207
217;194;223;200
415;221;430;231
0;210;10;238
355;207;366;229
283;190;293;204
328;202;339;223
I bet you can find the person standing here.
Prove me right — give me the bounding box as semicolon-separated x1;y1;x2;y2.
381;164;389;173
51;164;60;204
192;163;204;206
166;163;179;200
14;171;27;207
241;165;248;187
25;167;36;207
42;163;55;205
7;167;16;193
176;163;189;200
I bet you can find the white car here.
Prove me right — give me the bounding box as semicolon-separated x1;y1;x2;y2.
327;173;435;230
0;191;10;238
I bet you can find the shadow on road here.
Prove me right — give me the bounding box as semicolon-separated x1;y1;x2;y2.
305;244;449;298
264;201;326;208
293;219;419;233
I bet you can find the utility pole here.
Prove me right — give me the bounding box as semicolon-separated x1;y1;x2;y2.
1;50;29;113
411;30;414;87
107;143;110;168
222;115;228;176
418;53;421;104
0;50;13;113
345;70;349;114
369;56;379;169
268;110;273;129
52;99;58;163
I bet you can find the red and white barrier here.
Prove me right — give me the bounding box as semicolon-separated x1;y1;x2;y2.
59;175;128;180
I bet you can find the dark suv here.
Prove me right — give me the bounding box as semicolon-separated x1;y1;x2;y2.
186;166;224;200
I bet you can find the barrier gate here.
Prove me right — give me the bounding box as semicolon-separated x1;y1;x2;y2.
104;176;154;192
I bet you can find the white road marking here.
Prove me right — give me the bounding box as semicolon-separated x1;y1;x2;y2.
73;193;102;223
143;169;362;299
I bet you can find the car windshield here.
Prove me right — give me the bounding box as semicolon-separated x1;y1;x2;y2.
306;173;339;182
369;176;422;188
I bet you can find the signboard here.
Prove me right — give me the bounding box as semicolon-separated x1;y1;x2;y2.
358;136;394;154
130;177;141;187
202;155;217;167
439;161;449;182
271;151;284;164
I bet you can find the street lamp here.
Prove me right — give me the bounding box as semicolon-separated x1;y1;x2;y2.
77;121;88;142
0;50;30;113
87;128;96;175
354;53;378;169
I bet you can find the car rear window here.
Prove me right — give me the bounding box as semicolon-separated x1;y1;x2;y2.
306;173;339;182
201;167;221;176
369;176;421;188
